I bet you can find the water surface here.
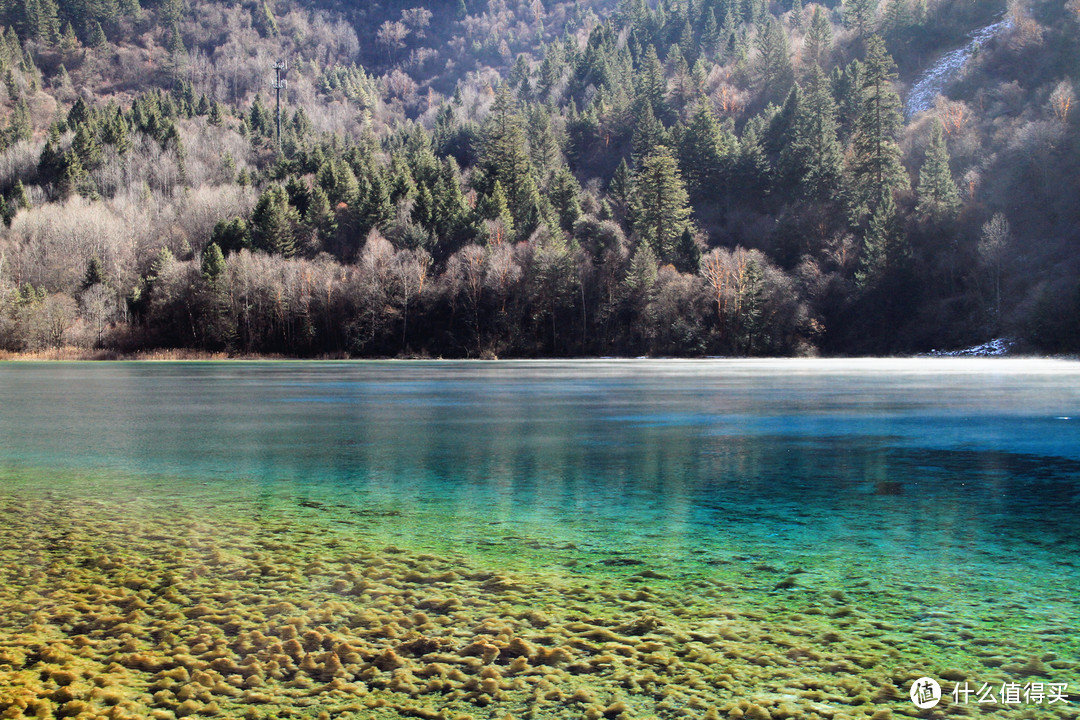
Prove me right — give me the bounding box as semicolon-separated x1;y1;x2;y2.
0;359;1076;719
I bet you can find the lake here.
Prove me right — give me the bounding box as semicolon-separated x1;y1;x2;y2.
0;359;1077;719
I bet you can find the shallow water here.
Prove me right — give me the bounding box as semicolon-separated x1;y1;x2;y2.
0;359;1077;719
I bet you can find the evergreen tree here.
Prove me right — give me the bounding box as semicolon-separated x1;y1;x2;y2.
756;16;794;103
87;20;106;47
166;21;185;75
630;147;693;263
479;179;515;245
915;120;960;223
632;100;668;160
251;185;298;257
201;243;226;281
304;185;336;242
7;98;31;144
549;165;582;233
781;66;843;201
60;21;79;50
679;102;732;201
254;0;278;37
72;123;102;170
83;255;105;289
12;179;29;210
848;36;907;219
208;101;223;127
479;85;541;237
210;217;251;254
843;0;878;39
804;6;832;69
856;190;908;289
634;45;668;120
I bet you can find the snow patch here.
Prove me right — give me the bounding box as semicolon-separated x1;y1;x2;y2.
905;18;1013;120
928;337;1016;357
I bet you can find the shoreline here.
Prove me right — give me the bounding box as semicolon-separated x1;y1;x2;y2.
0;345;1069;363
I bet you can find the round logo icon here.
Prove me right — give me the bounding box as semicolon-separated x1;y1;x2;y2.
910;677;942;709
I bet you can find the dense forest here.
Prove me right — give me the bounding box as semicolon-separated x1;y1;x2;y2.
0;0;1077;357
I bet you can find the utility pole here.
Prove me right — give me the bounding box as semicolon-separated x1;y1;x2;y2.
272;59;288;152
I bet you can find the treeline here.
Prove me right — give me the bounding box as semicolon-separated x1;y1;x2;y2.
0;0;1079;356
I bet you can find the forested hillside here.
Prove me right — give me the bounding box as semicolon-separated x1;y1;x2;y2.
0;0;1077;357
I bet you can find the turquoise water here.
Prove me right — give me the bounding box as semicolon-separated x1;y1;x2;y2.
0;358;1077;719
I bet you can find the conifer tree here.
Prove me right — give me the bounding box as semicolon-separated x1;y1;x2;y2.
87;20;106;47
211;217;251;254
201;243;225;281
479;85;541;237
549;166;582;233
632;100;668;160
856;190;908;289
843;0;878;39
804;6;832;69
251;185;298;257
848;36;907;219
630;146;693;263
915;120;960;223
12;179;29;210
83;255;105;289
72;123;102;170
781;66;843;201
60;21;79;50
8;98;31;144
756;16;794;103
304;185;336;243
679;102;732;201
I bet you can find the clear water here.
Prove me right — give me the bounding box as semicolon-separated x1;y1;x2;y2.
0;359;1077;718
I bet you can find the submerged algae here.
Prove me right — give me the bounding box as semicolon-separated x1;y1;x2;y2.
0;481;1076;720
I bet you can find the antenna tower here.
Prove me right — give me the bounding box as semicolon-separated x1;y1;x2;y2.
272;59;289;152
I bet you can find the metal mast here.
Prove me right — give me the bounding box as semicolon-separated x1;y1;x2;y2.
272;59;288;152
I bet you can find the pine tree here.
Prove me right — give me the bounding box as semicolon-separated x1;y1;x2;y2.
479;179;515;245
8;98;31;144
549;165;582;233
12;179;30;210
804;6;832;69
479;85;541;237
87;20;106;47
254;0;278;38
843;0;878;39
756;16;794;103
856;190;908;289
848;36;908;219
251;185;298;257
201;243;226;281
915;120;960;223
208;101;223;127
60;21;79;50
679;102;732;201
72;123;102;170
630;147;693;263
632;100;668;159
83;255;105;289
166;21;185;76
781;66;843;201
159;0;182;26
634;45;668;120
304;185;336;242
211;217;250;254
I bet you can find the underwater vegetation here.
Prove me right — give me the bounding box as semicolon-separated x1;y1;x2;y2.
0;481;1076;720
